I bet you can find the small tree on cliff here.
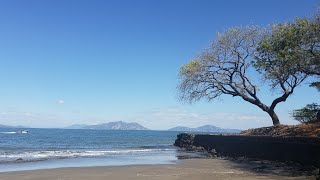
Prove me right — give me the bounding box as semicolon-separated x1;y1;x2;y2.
178;27;306;126
292;103;320;123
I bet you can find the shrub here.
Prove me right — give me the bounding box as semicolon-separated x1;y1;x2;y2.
292;103;320;123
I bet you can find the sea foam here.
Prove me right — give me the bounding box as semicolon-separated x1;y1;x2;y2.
0;149;173;163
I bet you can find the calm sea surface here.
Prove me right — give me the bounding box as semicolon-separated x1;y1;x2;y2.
0;128;197;172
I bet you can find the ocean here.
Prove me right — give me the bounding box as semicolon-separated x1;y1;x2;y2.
0;128;201;172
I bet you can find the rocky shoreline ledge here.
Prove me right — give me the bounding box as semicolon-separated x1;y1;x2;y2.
174;133;320;178
240;123;320;137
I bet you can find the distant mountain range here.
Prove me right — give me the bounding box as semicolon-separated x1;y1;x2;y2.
168;125;241;133
65;121;240;133
0;124;26;129
0;122;240;133
65;121;149;130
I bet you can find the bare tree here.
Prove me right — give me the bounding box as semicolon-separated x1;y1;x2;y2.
178;27;306;126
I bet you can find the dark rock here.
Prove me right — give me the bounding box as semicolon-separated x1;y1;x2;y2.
174;133;195;150
208;148;217;157
193;145;206;152
174;133;320;178
174;133;209;154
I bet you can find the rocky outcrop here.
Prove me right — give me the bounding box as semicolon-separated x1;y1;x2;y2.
174;133;214;155
174;133;196;150
240;124;320;137
174;133;320;166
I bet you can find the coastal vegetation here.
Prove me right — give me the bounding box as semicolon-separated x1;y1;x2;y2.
292;103;320;123
178;13;319;126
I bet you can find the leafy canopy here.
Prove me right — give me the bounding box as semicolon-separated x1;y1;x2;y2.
255;16;320;85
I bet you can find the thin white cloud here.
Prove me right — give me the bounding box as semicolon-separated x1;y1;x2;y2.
24;112;32;117
57;100;64;104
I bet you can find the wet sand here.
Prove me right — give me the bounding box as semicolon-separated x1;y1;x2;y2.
0;158;315;180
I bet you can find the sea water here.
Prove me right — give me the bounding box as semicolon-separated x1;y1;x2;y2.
0;128;200;172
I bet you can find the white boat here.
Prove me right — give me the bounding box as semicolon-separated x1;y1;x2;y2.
16;130;29;134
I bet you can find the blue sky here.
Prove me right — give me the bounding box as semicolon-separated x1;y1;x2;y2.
0;0;319;130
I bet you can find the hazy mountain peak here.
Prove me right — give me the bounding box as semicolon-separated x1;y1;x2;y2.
65;121;148;130
0;124;27;129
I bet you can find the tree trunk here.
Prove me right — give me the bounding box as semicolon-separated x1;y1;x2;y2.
268;109;280;126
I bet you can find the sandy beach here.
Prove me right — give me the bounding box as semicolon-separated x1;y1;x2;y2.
0;158;315;180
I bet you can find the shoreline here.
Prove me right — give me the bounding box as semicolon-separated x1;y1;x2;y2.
0;151;181;173
0;158;316;180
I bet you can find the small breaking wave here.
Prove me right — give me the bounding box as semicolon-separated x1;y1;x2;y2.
130;145;174;150
0;149;173;164
0;132;17;134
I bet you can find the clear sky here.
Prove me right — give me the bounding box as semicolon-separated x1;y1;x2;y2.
0;0;319;130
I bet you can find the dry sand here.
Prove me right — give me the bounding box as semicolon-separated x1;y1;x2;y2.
0;158;316;180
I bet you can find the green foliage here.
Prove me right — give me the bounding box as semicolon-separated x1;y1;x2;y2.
179;60;203;77
255;15;320;86
256;14;320;125
177;26;302;125
178;13;320;126
292;103;320;123
310;82;320;91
